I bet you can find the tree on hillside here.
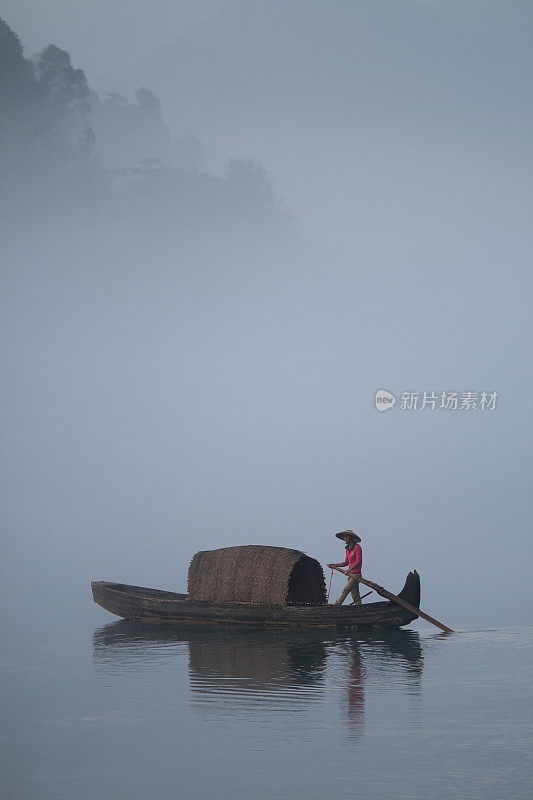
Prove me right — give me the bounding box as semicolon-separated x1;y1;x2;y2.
0;17;34;103
225;158;278;209
33;44;94;159
223;157;293;235
134;86;162;117
89;86;172;168
0;17;38;158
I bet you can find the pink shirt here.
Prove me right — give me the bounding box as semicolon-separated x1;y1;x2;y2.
342;542;362;575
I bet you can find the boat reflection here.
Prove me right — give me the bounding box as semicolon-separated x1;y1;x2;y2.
187;629;328;711
92;622;423;732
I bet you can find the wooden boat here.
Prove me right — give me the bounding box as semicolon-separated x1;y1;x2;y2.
91;544;421;630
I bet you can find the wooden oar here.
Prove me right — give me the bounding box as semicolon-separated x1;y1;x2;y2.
331;566;454;633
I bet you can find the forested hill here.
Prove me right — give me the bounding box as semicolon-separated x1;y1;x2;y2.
0;17;292;239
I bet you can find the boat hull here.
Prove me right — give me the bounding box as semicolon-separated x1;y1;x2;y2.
91;571;420;630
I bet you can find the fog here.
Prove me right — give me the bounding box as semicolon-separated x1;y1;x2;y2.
1;1;532;630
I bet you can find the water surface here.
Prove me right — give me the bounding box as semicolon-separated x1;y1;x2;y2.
1;613;532;800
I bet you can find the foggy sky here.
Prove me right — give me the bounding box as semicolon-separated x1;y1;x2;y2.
0;0;226;86
1;1;532;630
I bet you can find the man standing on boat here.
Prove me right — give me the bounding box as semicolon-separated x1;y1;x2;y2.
327;530;363;606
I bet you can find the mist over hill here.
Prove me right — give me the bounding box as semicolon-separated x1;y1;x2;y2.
115;0;533;244
0;0;227;87
0;16;292;241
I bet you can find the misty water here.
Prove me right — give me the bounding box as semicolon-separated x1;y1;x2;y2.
2;606;532;800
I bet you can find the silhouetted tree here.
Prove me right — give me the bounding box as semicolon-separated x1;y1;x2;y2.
34;44;94;159
0;18;34;104
134;87;162;117
90;87;171;167
225;157;279;212
0;17;39;163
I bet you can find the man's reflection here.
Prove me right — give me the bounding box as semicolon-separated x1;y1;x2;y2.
348;645;366;734
336;630;423;737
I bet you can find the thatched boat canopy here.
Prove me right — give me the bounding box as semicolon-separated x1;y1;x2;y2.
187;545;327;606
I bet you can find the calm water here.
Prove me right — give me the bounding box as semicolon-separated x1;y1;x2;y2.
1;611;532;800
